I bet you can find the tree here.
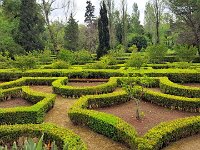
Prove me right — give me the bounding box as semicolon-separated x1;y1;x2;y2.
0;0;24;56
123;76;153;120
128;36;148;51
16;0;45;52
167;0;200;56
84;0;95;25
97;1;110;59
84;0;98;53
40;0;59;54
2;0;21;19
113;10;123;45
105;0;116;48
152;0;165;44
144;2;155;44
64;13;79;51
121;0;128;48
129;3;144;35
144;0;165;44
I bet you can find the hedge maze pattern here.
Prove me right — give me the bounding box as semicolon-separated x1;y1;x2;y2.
0;69;199;150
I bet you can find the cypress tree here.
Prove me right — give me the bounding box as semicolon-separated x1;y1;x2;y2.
64;13;79;51
16;0;45;52
97;1;110;59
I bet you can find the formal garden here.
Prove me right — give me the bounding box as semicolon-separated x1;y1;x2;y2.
0;0;200;149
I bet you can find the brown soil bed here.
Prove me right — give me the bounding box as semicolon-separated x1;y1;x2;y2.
67;82;106;87
0;98;32;108
96;100;199;136
147;88;161;92
30;85;128;150
69;78;109;82
30;86;53;93
181;83;200;88
163;134;200;150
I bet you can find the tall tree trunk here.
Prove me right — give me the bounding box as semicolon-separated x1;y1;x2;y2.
42;0;58;54
155;0;160;44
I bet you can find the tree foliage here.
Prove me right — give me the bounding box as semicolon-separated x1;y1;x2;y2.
128;36;147;51
15;0;45;52
97;1;110;59
167;0;200;55
64;13;79;51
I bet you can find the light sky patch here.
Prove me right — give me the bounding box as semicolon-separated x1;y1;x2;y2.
50;0;148;24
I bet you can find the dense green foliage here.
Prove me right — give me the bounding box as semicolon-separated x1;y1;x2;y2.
174;45;198;62
146;44;168;63
128;36;147;51
16;0;45;51
64;14;79;51
97;1;110;59
126;52;147;69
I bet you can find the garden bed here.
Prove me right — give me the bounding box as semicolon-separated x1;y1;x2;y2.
96;100;199;136
67;81;106;87
0;98;32;108
30;85;128;150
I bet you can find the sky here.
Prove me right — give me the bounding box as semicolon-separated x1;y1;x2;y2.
51;0;148;24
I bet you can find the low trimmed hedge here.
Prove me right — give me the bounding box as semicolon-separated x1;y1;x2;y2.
0;77;66;89
68;90;138;149
0;123;87;150
52;77;118;98
0;69;199;82
0;86;56;124
142;88;200;112
138;116;200;150
160;77;200;98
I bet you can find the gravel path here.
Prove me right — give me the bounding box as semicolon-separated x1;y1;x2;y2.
163;134;200;150
30;85;129;150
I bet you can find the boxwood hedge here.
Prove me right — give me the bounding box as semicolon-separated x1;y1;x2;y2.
0;123;87;150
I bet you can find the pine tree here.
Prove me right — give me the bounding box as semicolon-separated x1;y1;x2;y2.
84;0;95;25
64;13;79;51
16;0;45;52
97;1;110;59
84;0;98;53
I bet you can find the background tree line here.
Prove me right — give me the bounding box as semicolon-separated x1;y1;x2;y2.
0;0;199;59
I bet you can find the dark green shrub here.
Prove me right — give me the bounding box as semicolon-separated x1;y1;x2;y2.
74;50;93;65
126;52;147;69
13;53;38;71
38;50;52;64
174;45;198;62
146;44;168;63
128;36;147;51
57;49;75;64
109;44;125;57
0;52;13;69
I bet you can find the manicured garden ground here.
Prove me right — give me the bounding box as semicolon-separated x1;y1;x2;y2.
0;68;200;149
